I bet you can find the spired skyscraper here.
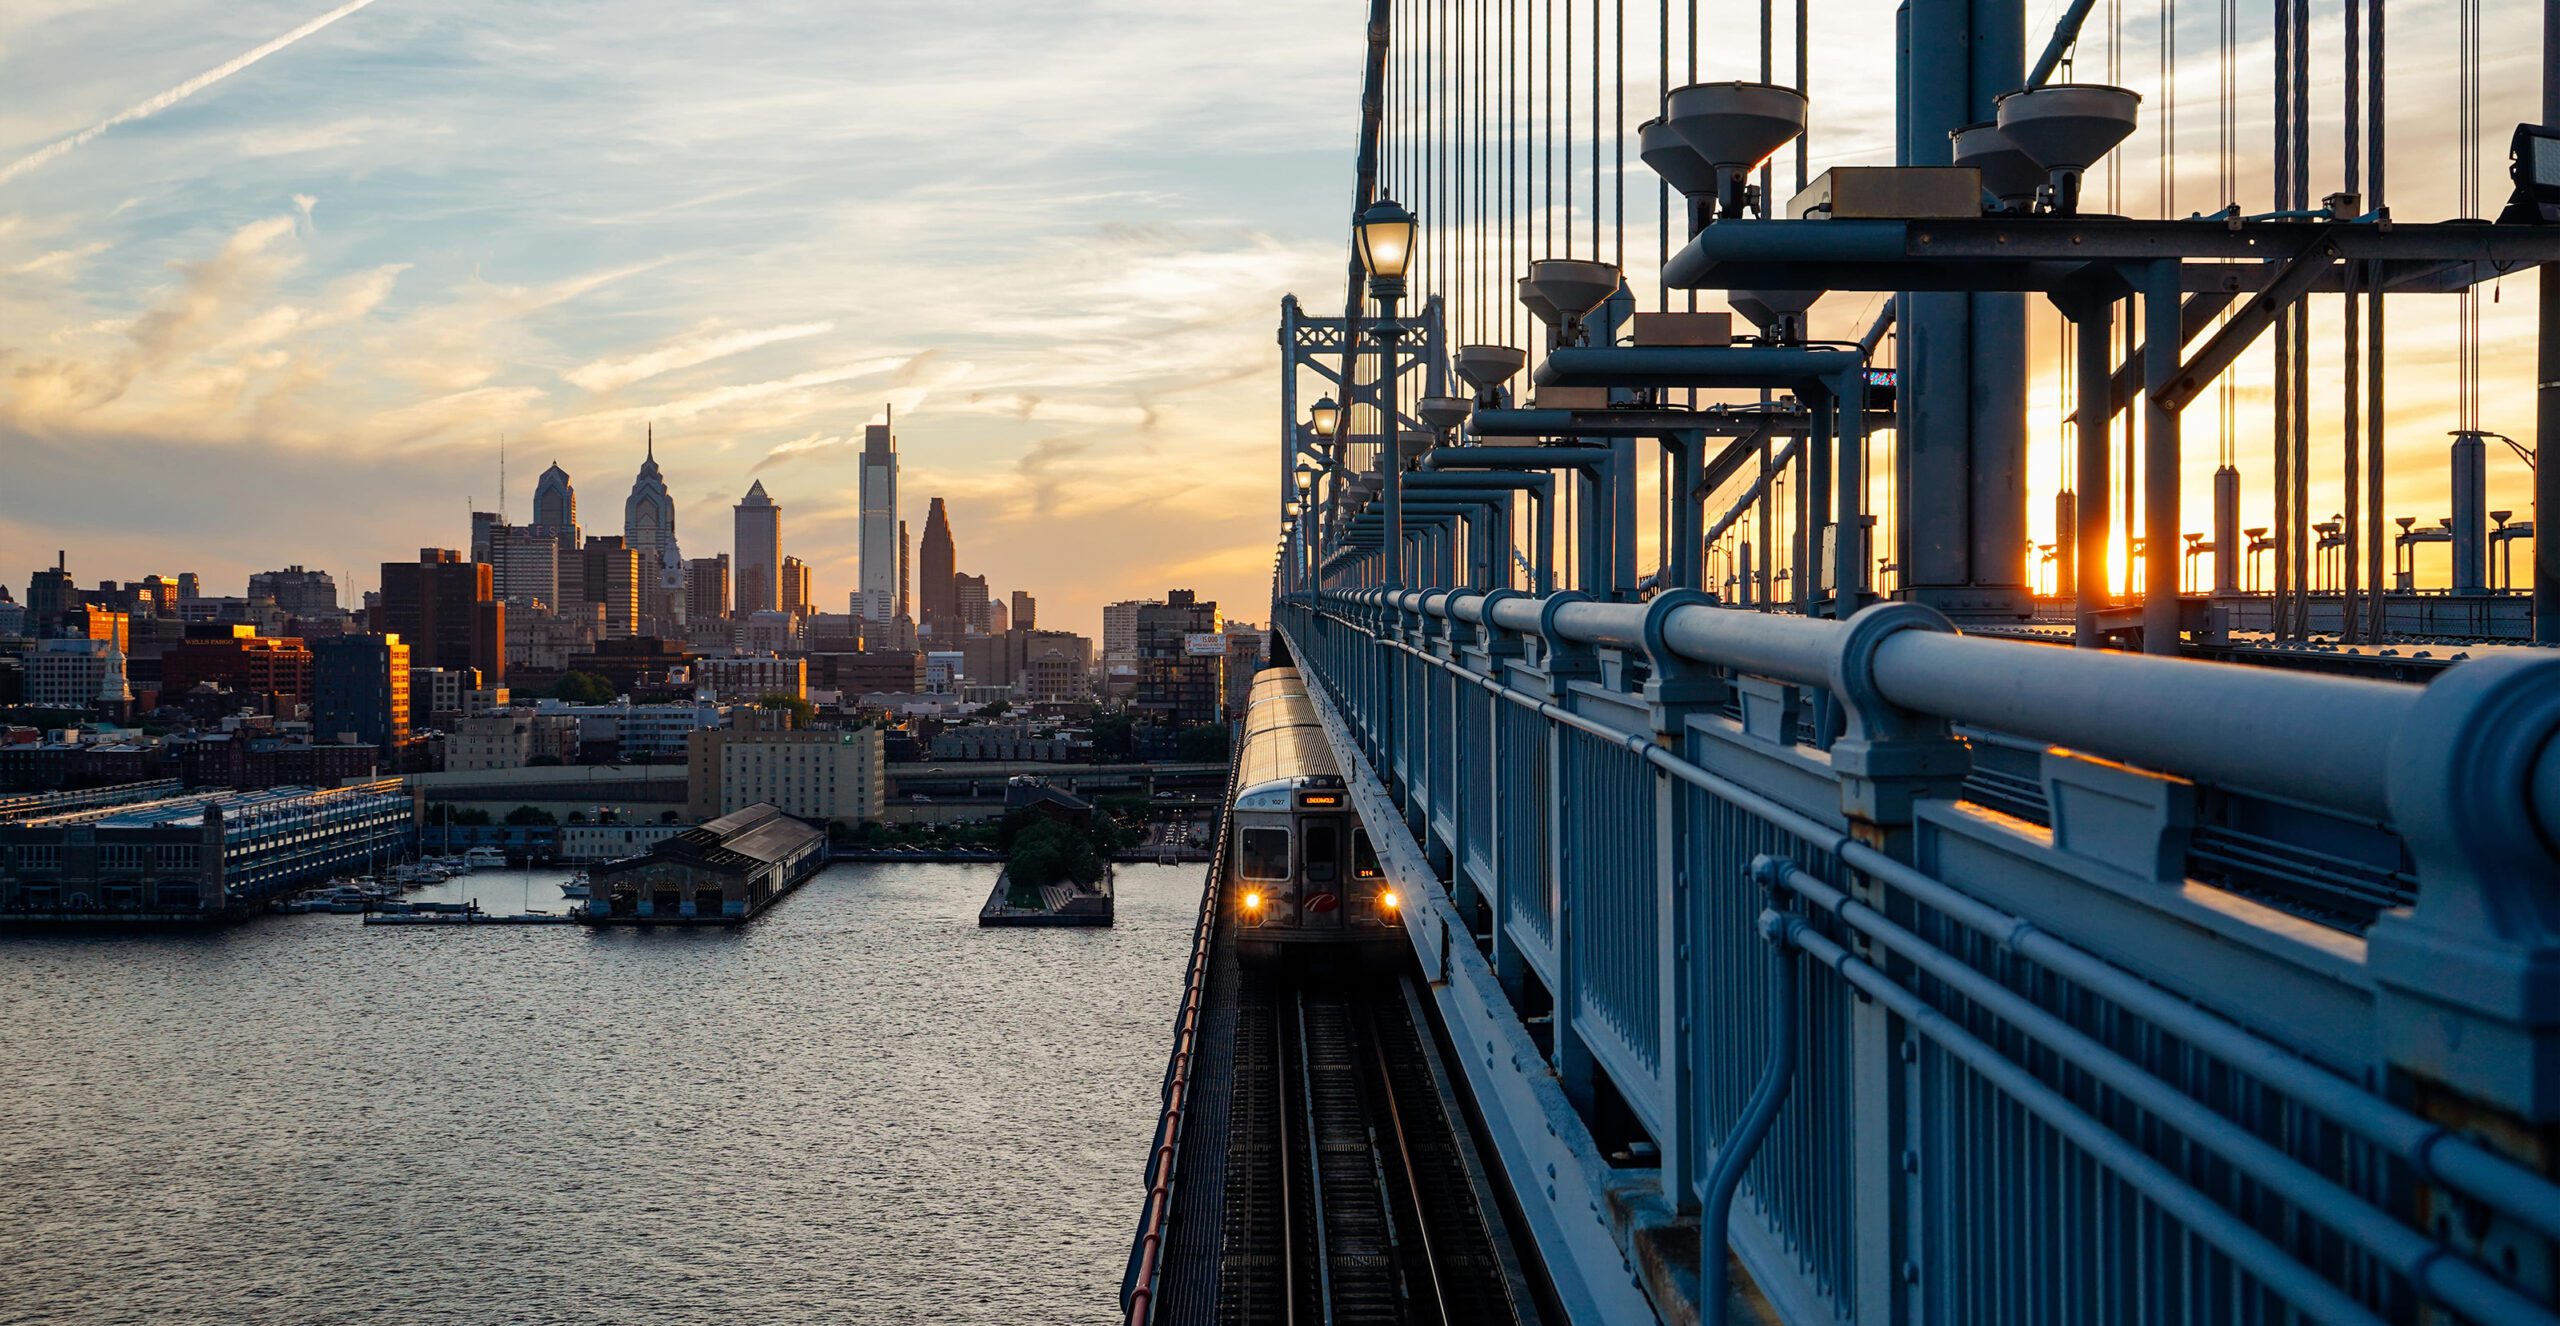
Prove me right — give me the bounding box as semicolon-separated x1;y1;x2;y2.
734;480;781;615
858;419;898;626
623;426;684;626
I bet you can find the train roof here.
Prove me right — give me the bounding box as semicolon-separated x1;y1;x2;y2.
1233;684;1340;810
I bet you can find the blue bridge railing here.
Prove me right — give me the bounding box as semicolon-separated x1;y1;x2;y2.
1278;586;2560;1325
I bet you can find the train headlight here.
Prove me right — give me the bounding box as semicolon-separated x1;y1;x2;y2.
1243;891;1263;911
1380;890;1399;911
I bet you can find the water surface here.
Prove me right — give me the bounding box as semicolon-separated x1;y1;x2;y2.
0;862;1200;1325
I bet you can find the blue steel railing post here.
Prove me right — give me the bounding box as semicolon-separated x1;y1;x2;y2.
1470;590;1530;988
1827;600;1974;1316
1642;589;1730;1214
1434;596;1479;908
1535;591;1603;1112
2369;654;2560;1257
1399;590;1433;840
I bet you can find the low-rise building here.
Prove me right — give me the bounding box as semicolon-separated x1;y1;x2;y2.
158;626;312;710
24;638;130;712
531;697;725;760
448;709;579;771
556;821;688;863
584;803;826;922
695;653;806;703
686;710;884;825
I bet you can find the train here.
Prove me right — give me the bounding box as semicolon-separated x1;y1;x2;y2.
1227;666;1402;957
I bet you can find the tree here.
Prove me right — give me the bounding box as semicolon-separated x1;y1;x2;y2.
504;805;558;826
1175;723;1231;764
1007;819;1102;891
1089;713;1136;760
551;671;617;705
755;692;816;726
980;699;1011;718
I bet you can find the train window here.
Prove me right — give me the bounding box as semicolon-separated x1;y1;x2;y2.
1303;821;1340;883
1239;828;1291;881
1351;829;1382;879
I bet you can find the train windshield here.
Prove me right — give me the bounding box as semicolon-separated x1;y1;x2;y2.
1239;828;1291;881
1351;829;1381;880
1302;820;1340;883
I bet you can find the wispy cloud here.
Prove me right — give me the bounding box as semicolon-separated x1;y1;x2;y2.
0;0;384;188
565;320;836;393
2;240;107;276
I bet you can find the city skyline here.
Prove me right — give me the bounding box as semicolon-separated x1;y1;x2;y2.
2;1;2551;621
0;1;1356;635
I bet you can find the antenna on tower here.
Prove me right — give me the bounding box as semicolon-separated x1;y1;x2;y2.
498;434;508;522
647;421;654;461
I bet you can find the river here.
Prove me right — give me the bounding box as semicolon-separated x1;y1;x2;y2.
0;861;1201;1325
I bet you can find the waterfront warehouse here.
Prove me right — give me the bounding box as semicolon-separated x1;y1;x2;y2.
582;802;824;924
0;779;415;923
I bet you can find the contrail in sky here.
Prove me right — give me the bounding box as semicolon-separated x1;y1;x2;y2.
0;0;383;188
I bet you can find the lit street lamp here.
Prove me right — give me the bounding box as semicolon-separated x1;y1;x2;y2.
1309;396;1341;440
1354;196;1418;303
1354;196;1418;586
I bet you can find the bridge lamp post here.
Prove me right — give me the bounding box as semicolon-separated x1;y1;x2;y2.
1356;196;1418;585
1308;396;1342;441
1284;500;1305;594
1293;468;1318;592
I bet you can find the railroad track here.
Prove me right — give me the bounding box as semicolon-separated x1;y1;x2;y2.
1216;971;1532;1325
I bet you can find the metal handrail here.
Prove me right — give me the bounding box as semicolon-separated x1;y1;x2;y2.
1293;594;2560;1311
1772;858;2559;1326
1121;736;1243;1325
1313;586;2558;840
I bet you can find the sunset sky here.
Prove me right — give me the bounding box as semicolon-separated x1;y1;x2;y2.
0;1;2547;632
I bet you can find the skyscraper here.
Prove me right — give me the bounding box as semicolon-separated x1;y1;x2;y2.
780;555;813;617
685;554;731;622
582;536;641;638
1135;589;1224;728
858;420;898;625
485;523;561;610
898;519;911;620
533;461;577;546
734;481;781;614
954;573;990;635
918;498;956;636
312;633;411;749
624;426;682;609
377;550;504;685
1010;590;1036;631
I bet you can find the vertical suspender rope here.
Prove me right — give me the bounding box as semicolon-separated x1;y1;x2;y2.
2363;0;2385;632
2343;0;2363;635
2292;0;2309;615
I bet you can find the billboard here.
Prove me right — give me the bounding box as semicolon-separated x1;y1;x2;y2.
1183;633;1228;656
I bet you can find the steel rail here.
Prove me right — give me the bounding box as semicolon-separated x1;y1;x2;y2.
1364;999;1454;1326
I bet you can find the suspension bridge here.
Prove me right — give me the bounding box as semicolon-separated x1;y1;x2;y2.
1128;2;2560;1322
